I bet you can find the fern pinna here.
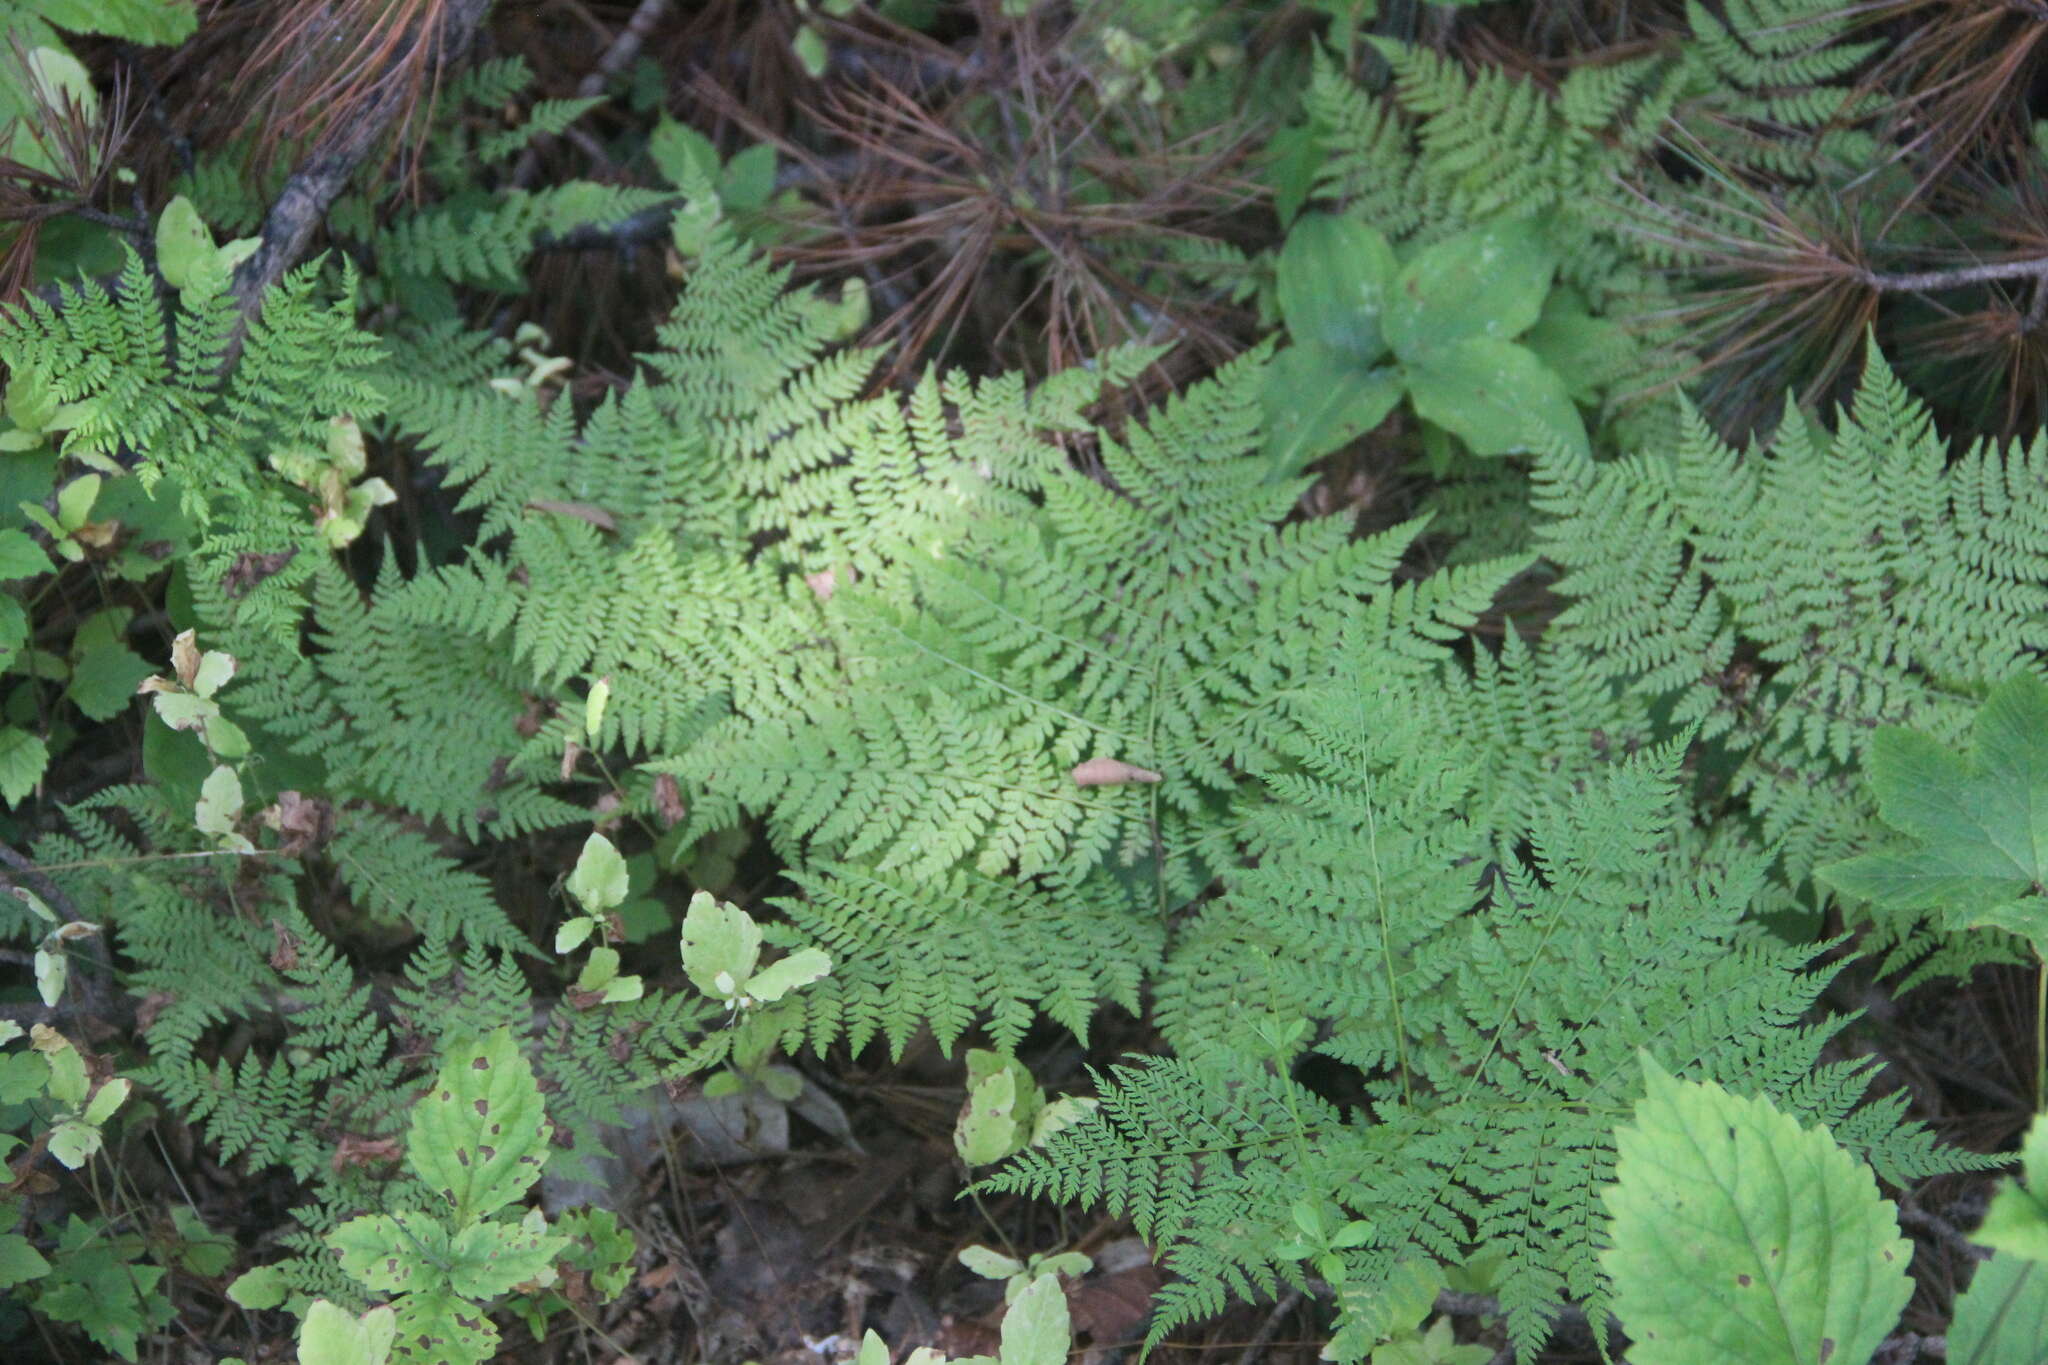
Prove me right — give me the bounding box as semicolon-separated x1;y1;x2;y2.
992;670;1985;1362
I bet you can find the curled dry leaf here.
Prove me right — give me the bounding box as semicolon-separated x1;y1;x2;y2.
170;629;199;689
1070;757;1164;788
806;564;855;601
261;790;334;856
654;772;687;828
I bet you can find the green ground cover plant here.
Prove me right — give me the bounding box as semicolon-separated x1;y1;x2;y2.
5;2;2048;1363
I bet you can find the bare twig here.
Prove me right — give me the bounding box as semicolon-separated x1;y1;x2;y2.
509;0;673;190
1232;1288;1303;1365
1861;257;2048;293
226;0;494;352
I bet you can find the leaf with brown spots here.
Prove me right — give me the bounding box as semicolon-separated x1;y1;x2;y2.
406;1027;553;1224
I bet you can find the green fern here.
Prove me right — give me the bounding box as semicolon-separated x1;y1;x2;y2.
993;677;1983;1361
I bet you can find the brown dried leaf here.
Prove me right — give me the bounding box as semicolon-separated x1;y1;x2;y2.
261;791;334;857
654;773;687;828
269;919;301;972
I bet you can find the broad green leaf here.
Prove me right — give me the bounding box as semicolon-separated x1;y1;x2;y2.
83;1076;130;1125
227;1263;289;1310
554;916;596;954
1404;338;1588;458
999;1272;1071;1365
330;1212;442;1295
155;196;215;291
55;473;99;530
1948;1253;2048;1365
298;1300;398;1365
721;143;778;212
1820;673;2048;924
961;1245;1027;1280
0;596;26;666
47;1117;103;1168
0;1231;50;1286
1523;286;1625;403
1261;347;1404;475
191;649;235;699
443;1213;567;1300
0;1052;45;1104
744;946;831;1003
38;1029;88;1104
0;529;47;578
1276;213;1397;363
195;764;242;836
1976;1113;2048;1261
681;891;762;1000
0;726;47;805
648;118;721;192
857;1330;891;1365
566;832;628;913
576;945;620;991
1384;218;1554;358
407;1028;552;1224
68;612;156;720
33;944;63;1006
393;1289;498;1365
1602;1056;1911;1365
150;690;214;731
955;1068;1025;1168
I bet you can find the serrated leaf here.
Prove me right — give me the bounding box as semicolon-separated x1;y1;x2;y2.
330;1212;444;1295
393;1288;498;1365
0;1231;50;1287
0;529;47;579
298;1300;399;1365
681;891;761;1000
1404;338;1588;458
0;727;47;806
999;1272;1071;1365
0;1052;45;1104
1602;1055;1911;1365
407;1028;552;1224
565;832;628;913
1820;674;2048;929
1384;218;1554;358
1276;213;1397;363
743;946;830;1003
444;1216;568;1300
